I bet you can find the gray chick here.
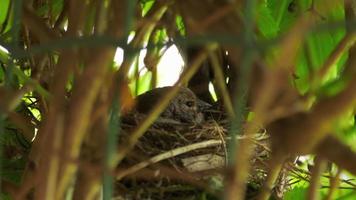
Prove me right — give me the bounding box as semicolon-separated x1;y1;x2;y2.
135;86;210;124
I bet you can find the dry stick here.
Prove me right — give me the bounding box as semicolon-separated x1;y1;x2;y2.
48;1;92;199
0;85;32;113
57;2;169;198
209;52;235;118
114;43;218;165
93;0;108;35
324;168;342;200
190;3;236;34
22;25;37;68
254;15;313;119
302;77;356;152
43;116;64;200
315;135;356;175
71;1;113;199
73;98;112;200
258;53;356;200
22;6;61;42
257;156;285;200
15;56;75;199
231;16;313;200
172;3;243;198
70;3;169;199
0;87;38;199
307;157;326;200
214;121;229;166
287;161;356;189
7;111;35;141
255;16;316;200
316;33;356;79
18;3;83;200
56;49;116;199
258;77;356;200
116;139;223;180
117;2;168;78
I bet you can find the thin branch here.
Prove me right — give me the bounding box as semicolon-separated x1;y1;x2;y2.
316;33;356;80
324;168;342;200
116;139;223;180
315;135;356;175
307;157;326;200
209;51;235;118
117;1;169;79
22;6;60;42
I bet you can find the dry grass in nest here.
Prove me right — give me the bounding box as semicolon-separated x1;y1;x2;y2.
116;113;287;199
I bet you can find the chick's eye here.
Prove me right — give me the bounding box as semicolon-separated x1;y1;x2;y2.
185;101;195;107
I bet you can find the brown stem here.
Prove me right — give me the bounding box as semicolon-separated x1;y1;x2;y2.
315;135;356;175
307;157;326;200
323;168;342;200
22;6;60;42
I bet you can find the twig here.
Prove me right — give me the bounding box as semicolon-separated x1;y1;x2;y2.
116;139;223;180
307;157;326;200
315;135;356;175
190;3;236;34
257;156;285;200
324;168;342;200
214;121;228;166
117;2;169;78
316;33;356;80
209;51;235;118
22;6;60;42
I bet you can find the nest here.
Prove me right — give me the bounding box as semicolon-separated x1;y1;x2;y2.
115;112;287;200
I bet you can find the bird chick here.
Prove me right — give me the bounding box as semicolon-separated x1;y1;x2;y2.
134;86;210;124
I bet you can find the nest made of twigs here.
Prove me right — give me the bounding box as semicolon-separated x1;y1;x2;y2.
116;112;286;200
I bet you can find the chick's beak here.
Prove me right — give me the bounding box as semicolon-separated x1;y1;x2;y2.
197;99;212;111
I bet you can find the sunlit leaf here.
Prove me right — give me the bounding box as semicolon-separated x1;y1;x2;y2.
0;0;10;25
284;187;308;200
141;0;154;16
257;2;279;38
175;15;185;35
317;78;347;97
137;70;152;95
12;67;50;99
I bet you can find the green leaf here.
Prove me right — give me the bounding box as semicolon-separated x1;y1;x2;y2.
36;0;64;17
0;168;23;184
0;46;9;63
267;0;312;33
125;0;138;35
284;187;308;200
0;157;26;184
0;0;10;25
334;184;356;200
0;193;12;200
290;1;345;94
294;45;312;94
257;2;279;38
12;67;50;99
306;31;345;72
317;78;347;97
176;15;185;35
137;70;152;95
141;0;154;16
